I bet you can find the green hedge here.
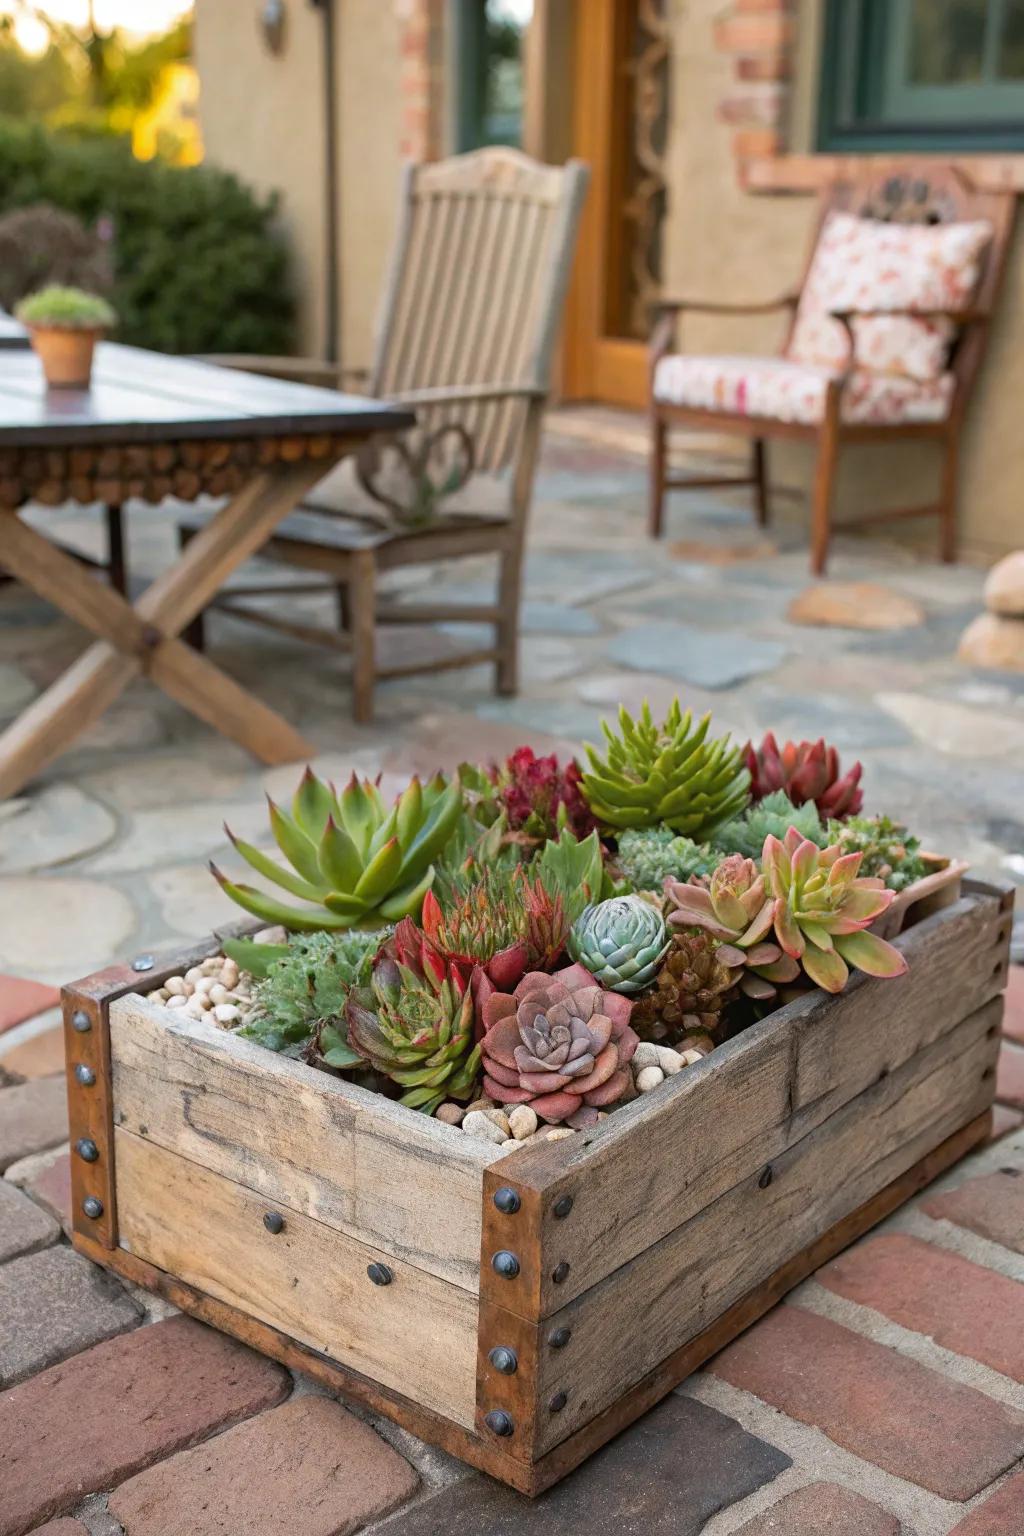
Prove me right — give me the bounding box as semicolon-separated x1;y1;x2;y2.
0;119;295;355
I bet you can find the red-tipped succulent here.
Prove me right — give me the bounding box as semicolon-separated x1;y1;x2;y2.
496;746;596;842
480;962;639;1127
745;732;863;818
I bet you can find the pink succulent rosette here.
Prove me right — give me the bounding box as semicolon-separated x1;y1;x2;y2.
480;962;639;1128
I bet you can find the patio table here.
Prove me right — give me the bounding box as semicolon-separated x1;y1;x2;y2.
0;342;412;798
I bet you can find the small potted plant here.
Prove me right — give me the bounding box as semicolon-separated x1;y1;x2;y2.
14;284;116;388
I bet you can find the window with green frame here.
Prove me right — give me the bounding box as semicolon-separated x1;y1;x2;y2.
819;0;1024;151
453;0;532;152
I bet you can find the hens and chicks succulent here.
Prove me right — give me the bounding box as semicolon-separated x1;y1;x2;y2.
209;700;924;1135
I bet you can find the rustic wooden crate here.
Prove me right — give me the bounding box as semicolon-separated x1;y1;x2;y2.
63;880;1013;1495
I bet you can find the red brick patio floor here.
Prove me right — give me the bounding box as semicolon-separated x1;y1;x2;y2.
1;973;1023;1536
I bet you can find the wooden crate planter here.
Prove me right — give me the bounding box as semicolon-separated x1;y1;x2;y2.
63;881;1013;1496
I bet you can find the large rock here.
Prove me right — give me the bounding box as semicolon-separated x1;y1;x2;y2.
787;582;924;631
958;612;1024;673
985;550;1024;616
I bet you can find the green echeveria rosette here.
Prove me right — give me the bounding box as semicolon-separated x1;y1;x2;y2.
568;894;672;995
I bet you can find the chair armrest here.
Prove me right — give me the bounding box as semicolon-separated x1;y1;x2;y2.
828;306;989;362
655;293;800;317
389;382;546;409
195;354;371;389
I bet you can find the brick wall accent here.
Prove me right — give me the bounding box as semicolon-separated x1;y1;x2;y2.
713;0;795;180
396;0;445;161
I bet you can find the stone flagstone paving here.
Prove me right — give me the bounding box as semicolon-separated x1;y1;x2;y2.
1;433;1023;1532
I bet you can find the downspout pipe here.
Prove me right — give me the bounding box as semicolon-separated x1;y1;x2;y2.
310;0;340;365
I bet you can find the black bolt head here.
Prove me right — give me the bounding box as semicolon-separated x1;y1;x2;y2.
493;1186;521;1215
71;1010;91;1033
76;1138;99;1163
74;1064;96;1087
488;1345;518;1375
491;1250;520;1279
553;1194;574;1219
758;1165;773;1190
82;1196;103;1219
367;1262;394;1286
548;1327;572;1349
551;1261;570;1284
548;1391;568;1412
263;1211;285;1234
484;1410;514;1437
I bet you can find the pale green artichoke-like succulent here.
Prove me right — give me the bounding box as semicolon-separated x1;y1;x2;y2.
615;824;718;891
213;767;463;932
579;699;750;839
713;790;826;861
568;894;672;995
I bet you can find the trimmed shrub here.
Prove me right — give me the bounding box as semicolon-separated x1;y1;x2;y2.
0;118;295;354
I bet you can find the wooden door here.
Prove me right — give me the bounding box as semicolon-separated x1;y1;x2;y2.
562;0;670;407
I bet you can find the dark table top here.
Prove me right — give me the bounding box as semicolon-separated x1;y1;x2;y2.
0;342;413;448
0;313;29;350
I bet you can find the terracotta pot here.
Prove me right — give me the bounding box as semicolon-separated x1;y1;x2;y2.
870;855;970;940
28;325;102;388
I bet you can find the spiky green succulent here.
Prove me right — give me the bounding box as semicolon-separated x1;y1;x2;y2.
579;700;750;839
615;824;718;892
713;790;827;861
345;945;480;1114
825;815;927;893
568;894;671;995
213;767;463;932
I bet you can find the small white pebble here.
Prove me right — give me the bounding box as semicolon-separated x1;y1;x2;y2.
201;957;221;975
213;1003;241;1026
164;976;187;997
209;984;230;1007
435;1103;465;1126
184;998;206;1019
508;1105;538;1141
465;1096;495;1116
636;1065;665;1093
184;966;203;986
681;1049;706;1066
655;1046;685;1076
631;1042;661;1070
462;1110;507;1146
481;1107;511;1138
195;976;217;996
500;1138;519;1149
164;995;188;1010
544;1128;575;1141
220;959;240;989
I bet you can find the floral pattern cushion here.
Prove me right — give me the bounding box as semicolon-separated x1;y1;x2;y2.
653;353;954;426
788;212;992;382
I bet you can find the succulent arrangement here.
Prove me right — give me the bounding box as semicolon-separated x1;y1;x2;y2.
193;698;945;1147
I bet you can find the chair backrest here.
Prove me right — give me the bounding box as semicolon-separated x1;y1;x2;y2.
785;163;1015;407
369;148;589;475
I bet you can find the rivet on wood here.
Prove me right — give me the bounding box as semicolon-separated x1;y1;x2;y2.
551;1261;570;1284
493;1186;521;1215
367;1262;394;1286
76;1138;99;1163
484;1410;514;1437
758;1165;773;1189
132;954;155;972
488;1346;518;1375
263;1211;285;1234
491;1250;520;1279
548;1326;571;1348
553;1194;573;1219
82;1196;104;1219
71;1009;91;1033
74;1064;96;1086
549;1391;568;1412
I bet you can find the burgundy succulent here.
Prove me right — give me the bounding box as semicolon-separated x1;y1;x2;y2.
481;962;639;1127
745;732;863;818
495;746;596;842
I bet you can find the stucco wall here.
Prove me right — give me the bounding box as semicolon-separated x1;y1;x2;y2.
194;0;402;367
664;0;1022;562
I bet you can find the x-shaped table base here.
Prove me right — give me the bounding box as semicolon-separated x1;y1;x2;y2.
0;462;338;799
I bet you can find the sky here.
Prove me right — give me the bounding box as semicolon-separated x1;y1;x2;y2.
3;0;192;52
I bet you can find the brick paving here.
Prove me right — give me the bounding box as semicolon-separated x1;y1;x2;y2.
0;441;1022;1533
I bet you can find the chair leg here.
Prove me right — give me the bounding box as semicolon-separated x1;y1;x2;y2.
938;430;960;563
496;547;523;697
752;439;769;528
349;549;377;724
177;526;207;652
336;584;351;632
648;411;667;539
106;504;127;595
810;398;841;577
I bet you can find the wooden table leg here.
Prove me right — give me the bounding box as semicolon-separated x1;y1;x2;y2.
0;461;343;797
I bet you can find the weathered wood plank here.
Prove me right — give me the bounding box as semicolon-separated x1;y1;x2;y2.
114;1129;479;1428
529;997;1001;1456
491;892;1007;1316
109;995;502;1291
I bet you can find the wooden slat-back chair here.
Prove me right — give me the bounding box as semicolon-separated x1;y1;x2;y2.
179;149;588;722
648;163;1015;573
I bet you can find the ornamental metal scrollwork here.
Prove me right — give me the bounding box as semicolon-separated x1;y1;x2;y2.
355;421;476;529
